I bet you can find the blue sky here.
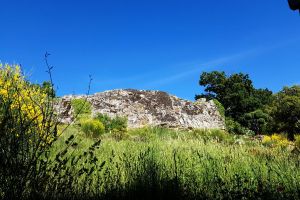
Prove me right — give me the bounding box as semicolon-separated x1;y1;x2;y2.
1;0;300;100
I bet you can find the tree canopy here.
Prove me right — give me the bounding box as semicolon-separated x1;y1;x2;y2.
270;86;300;140
196;71;273;122
196;71;300;140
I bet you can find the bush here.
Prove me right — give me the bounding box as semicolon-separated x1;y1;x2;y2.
81;119;105;137
262;134;291;149
111;116;128;132
0;64;58;198
95;113;111;132
95;113;127;133
213;99;225;118
226;118;255;135
241;109;271;135
71;98;92;116
0;62;105;199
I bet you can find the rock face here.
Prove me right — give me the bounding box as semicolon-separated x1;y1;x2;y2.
57;89;225;129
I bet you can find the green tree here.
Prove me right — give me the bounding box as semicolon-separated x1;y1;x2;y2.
241;109;271;135
30;81;56;98
270;85;300;140
196;71;273;123
41;81;56;98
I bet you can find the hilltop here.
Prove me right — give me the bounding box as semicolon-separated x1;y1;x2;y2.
57;89;225;129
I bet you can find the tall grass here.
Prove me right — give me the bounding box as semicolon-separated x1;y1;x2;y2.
48;126;300;199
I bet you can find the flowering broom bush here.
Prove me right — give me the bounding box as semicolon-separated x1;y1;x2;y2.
81;118;105;137
0;63;59;198
0;64;56;141
262;134;291;149
0;62;103;199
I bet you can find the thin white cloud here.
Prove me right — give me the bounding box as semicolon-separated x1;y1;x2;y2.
143;49;257;88
92;37;300;89
143;38;300;88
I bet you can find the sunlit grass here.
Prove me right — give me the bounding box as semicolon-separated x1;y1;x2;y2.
48;125;300;199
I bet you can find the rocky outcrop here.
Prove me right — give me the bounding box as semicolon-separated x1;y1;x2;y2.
54;98;74;124
57;89;225;129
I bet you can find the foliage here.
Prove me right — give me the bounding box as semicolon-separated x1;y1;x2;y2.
38;132;103;199
110;116;128;132
2;63;300;199
241;109;271;135
0;63;58;198
71;98;92;116
0;64;50;137
0;63;104;199
41;81;56;98
262;134;291;149
95;113;127;133
196;72;300;139
41;125;300;199
225;117;255;135
0;63;56;144
95;113;111;132
196;71;273;125
81;118;105;137
269;85;300;140
213;99;225;118
196;71;227;100
30;81;56;99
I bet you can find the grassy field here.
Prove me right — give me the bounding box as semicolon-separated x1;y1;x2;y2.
46;125;300;200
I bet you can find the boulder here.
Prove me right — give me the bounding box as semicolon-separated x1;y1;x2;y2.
56;89;225;129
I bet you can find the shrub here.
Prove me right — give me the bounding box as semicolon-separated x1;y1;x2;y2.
0;62;105;199
95;113;127;133
95;113;111;132
213;99;225;118
241;109;271;135
0;64;54;141
0;64;58;198
71;98;92;116
226;118;255;135
262;134;291;148
81;119;105;137
111;116;128;132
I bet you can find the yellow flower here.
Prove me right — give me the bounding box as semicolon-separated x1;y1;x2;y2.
262;136;271;143
262;134;290;148
0;63;58;145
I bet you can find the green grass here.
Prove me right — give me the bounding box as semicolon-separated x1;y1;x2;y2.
50;125;300;199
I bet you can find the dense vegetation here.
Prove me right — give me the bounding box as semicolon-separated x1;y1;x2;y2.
1;64;300;199
50;125;300;200
0;64;59;198
196;71;300;140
